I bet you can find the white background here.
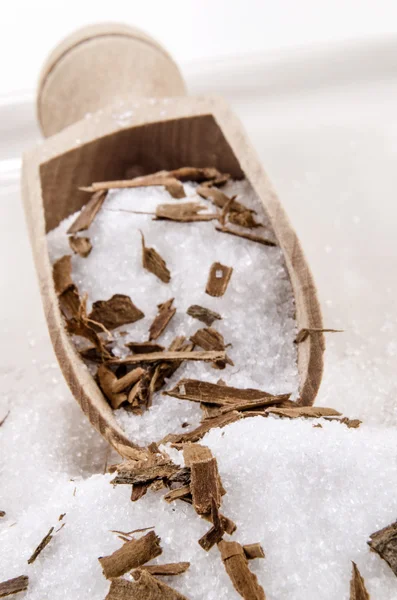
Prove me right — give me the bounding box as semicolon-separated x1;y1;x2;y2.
2;0;397;95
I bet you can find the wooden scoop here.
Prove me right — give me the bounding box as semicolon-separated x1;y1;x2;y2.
22;24;324;459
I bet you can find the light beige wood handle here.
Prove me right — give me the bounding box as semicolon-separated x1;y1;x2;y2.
37;23;187;137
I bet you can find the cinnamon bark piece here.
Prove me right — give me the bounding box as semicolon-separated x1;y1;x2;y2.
243;544;265;560
149;299;176;340
186;305;222;327
99;531;162;579
141;232;171;283
350;562;370;599
139;562;190;576
108;350;225;367
105;569;189;600
67;189;106;234
155;202;218;222
265;406;342;419
197;186;247;213
126;342;165;354
164;379;273;405
368;520;397;576
88;294;144;331
206;262;233;297
27;527;54;564
0;576;29;598
68;235;92;257
218;540;266;600
215;226;276;247
163;486;192;504
198;497;225;551
82;173;185;199
190;327;233;369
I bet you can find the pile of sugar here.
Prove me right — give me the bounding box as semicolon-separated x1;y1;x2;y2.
47;179;299;444
2;177;397;599
2;416;397;600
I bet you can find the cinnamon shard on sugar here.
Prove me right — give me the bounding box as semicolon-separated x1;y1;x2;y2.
161;411;242;445
368;520;397;577
164;379;273;406
155;202;218;222
82;173;186;199
190;327;233;369
111;454;180;486
265;406;342;419
205;262;233;297
295;327;344;343
243;544;265;560
126;341;165;354
88;294;144;331
27;527;54;564
107;350;224;367
186;305;222;327
227;210;261;229
67;189;106;234
149;298;176;340
0;575;29;598
68;235;92;257
198;497;225;551
197;185;248;213
169;167;229;183
99;530;162;579
218;540;266;600
350;562;370;600
215;226;277;247
183;444;221;515
140;562;190;577
141;232;171;283
105;569;189;600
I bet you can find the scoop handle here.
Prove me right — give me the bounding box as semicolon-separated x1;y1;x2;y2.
37;23;187;137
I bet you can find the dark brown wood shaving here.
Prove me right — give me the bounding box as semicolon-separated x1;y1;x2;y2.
186;305;222;327
368;520;397;576
205;262;233;297
27;526;54;564
218;540;266;600
215;225;276;246
141;232;171;283
111;455;180;486
88;294;144;331
131;483;150;502
350;562;370;600
149;298;176;340
190;327;233;369
161;411;242;445
82;174;186;199
0;511;5;518
198;497;225;551
126;342;165;354
155;202;218;222
67;189;106;234
169;167;228;183
0;575;29;598
243;544;265;560
108;350;225;366
265;406;342;419
197;186;248;213
295;327;344;343
99;530;162;579
139;562;190;576
106;569;189;600
79;342;114;363
68;235;92;257
164;379;273;406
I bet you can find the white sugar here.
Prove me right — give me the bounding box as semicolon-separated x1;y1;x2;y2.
47;179;299;444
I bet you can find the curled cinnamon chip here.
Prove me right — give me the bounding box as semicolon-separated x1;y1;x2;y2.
67;189;106;234
350;562;370;600
141;232;171;283
88;294;144;331
186;305;222;327
149;298;176;340
99;530;162;579
218;540;266;600
0;575;29;598
68;235;92;257
206;262;233;297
